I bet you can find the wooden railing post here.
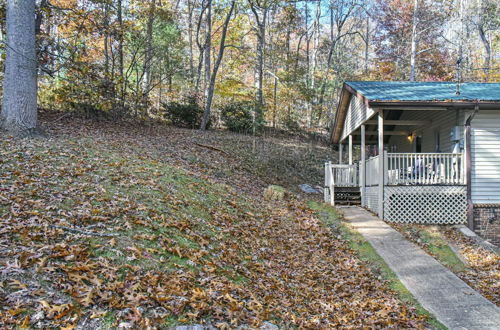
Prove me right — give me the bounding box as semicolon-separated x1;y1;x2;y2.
384;151;388;186
348;135;353;165
329;162;335;206
378;111;384;219
324;162;329;203
360;124;366;206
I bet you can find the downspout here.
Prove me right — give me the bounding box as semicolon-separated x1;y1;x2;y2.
465;103;479;230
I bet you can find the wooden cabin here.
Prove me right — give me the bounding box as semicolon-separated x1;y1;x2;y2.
326;81;500;244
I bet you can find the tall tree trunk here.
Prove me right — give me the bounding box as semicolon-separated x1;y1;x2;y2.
477;25;491;77
204;0;212;105
117;0;125;114
365;15;369;74
142;0;157;109
305;0;310;87
273;71;277;128
310;0;321;126
256;12;266;110
1;0;38;135
200;1;235;130
409;0;419;81
187;0;195;80
285;9;291;122
316;0;356;125
249;0;267;124
104;2;110;76
304;0;311;127
316;3;337;116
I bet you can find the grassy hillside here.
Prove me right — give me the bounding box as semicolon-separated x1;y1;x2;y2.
0;114;426;328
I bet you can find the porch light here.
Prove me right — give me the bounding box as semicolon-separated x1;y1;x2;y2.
407;132;415;143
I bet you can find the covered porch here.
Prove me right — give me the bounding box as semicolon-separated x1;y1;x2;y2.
325;150;467;224
326;82;472;225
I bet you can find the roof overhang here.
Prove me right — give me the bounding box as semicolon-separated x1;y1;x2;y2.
330;83;500;144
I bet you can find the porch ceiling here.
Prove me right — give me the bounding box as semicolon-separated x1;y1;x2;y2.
346;108;429;145
332;81;500;144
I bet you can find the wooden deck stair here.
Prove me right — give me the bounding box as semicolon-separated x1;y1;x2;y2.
333;187;361;205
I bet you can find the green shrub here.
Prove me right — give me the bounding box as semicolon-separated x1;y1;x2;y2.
221;101;260;133
163;96;205;128
283;118;301;132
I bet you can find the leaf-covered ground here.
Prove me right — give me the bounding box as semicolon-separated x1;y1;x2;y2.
1;114;427;328
391;224;500;306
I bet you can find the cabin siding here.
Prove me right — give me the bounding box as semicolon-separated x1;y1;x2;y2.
341;96;375;142
387;110;465;153
471;110;500;204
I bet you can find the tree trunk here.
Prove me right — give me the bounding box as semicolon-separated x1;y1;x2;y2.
365;15;369;74
249;0;268;123
104;2;110;76
477;25;491;77
317;6;337;116
200;1;235;131
187;0;195;80
409;0;419;81
142;0;156;109
273;72;277;128
256;15;265;109
1;0;38;136
194;0;209;96
304;0;311;127
204;0;212;105
117;0;125;115
310;0;321;127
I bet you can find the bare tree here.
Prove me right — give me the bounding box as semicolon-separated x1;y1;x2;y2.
409;0;419;81
187;0;195;79
1;0;38;136
117;0;126;114
474;0;498;77
142;0;157;106
316;0;360;123
310;0;321;126
194;0;210;95
204;0;212;105
200;1;236;130
249;0;270;123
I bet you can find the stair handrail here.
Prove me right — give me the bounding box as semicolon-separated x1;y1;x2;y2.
324;161;335;205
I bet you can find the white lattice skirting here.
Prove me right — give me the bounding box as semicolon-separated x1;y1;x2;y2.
384;186;467;224
364;186;379;214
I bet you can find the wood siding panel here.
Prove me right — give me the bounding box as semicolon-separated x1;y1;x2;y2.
341;96;375;141
471;110;500;204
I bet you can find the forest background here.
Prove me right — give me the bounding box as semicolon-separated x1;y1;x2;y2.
0;0;498;133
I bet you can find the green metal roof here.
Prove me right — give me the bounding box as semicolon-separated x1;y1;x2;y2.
346;81;500;102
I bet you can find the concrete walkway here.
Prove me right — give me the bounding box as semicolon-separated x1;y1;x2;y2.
340;206;500;330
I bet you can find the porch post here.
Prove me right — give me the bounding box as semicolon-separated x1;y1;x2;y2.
339;143;343;164
465;123;473;229
378;111;384;219
360;125;366;207
348;135;353;165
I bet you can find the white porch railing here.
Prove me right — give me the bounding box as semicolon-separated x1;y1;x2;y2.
325;152;465;204
386;153;465;185
324;162;358;204
332;164;358;187
365;155;381;186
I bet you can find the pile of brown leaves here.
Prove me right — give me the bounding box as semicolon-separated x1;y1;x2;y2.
1;115;426;328
440;228;500;305
392;224;499;306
